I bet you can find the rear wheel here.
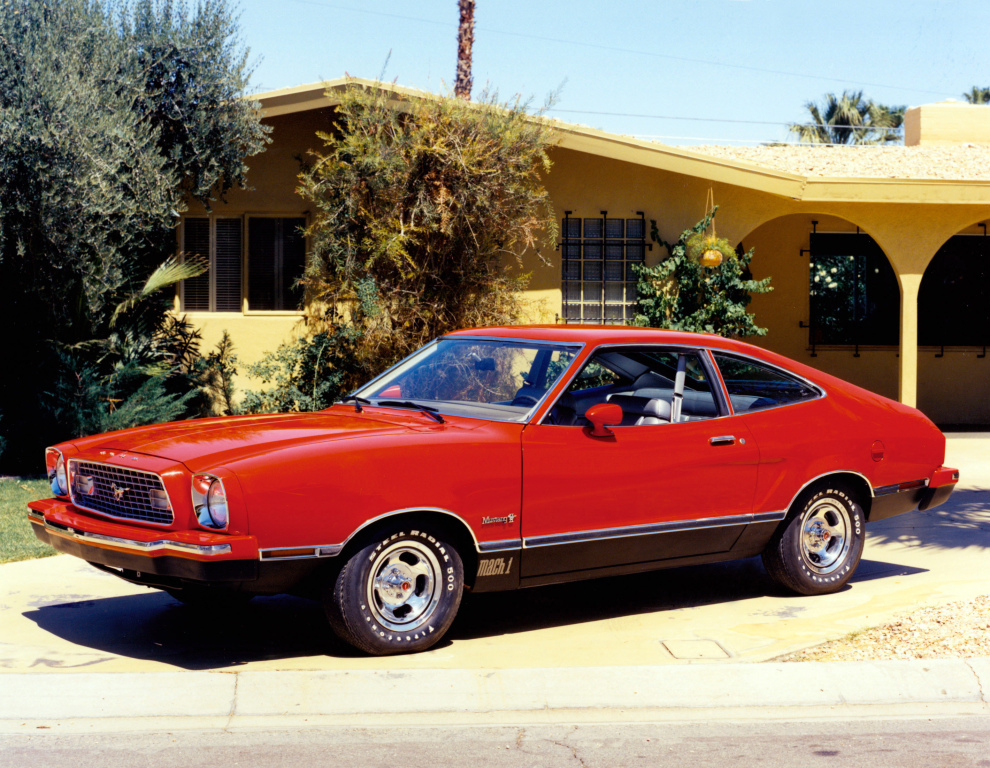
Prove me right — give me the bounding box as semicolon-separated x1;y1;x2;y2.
762;485;865;595
325;528;464;655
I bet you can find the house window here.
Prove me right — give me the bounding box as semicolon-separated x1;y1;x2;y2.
919;235;990;347
808;232;899;346
180;215;307;312
247;216;307;311
561;213;646;324
180;217;243;312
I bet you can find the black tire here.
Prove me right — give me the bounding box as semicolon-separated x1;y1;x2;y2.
325;528;464;655
762;484;866;595
165;585;253;610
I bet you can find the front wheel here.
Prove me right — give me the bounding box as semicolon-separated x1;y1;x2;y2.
325;528;464;655
762;485;865;595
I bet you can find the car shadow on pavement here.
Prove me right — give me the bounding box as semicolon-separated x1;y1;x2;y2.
20;553;929;668
22;591;363;670
865;489;990;550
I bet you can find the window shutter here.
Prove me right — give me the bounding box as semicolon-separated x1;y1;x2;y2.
214;218;242;312
182;218;210;311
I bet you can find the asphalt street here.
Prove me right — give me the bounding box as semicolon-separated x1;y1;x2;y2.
2;716;989;768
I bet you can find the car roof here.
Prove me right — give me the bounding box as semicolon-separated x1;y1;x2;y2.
447;325;741;351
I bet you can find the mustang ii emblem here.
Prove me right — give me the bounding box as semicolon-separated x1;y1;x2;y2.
111;483;130;501
481;514;516;525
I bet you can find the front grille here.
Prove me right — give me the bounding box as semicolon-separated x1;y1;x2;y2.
68;460;174;525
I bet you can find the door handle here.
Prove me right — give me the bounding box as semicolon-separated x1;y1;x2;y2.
709;435;735;446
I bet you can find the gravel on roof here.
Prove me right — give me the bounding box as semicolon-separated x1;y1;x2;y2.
687;144;990;181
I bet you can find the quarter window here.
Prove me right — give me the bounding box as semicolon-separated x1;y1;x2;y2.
713;354;819;412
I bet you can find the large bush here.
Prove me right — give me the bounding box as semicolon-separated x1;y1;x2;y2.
296;83;557;381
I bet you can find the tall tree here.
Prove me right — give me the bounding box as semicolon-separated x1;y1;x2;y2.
789;91;904;145
963;86;990;105
0;0;267;469
454;0;474;99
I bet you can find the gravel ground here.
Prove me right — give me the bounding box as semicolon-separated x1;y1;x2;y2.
688;144;990;180
781;595;990;661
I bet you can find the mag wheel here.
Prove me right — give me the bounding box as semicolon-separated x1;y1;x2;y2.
763;485;865;596
326;528;464;655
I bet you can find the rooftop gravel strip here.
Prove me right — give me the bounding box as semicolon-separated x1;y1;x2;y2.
688;144;990;181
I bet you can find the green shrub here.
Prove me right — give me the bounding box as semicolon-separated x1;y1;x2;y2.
240;323;364;414
634;208;773;338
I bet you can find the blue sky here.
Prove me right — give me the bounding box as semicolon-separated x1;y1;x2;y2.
236;0;990;145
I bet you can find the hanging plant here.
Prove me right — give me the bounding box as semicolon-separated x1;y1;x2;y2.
686;187;737;268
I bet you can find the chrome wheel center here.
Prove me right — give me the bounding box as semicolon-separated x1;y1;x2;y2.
376;565;415;606
367;542;442;631
800;499;852;574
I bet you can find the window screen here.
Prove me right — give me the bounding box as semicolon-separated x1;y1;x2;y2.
808;233;898;346
248;217;306;311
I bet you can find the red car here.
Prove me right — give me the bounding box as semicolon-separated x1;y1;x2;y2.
29;326;958;655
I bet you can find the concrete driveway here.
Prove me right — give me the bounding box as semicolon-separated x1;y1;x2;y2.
2;435;988;675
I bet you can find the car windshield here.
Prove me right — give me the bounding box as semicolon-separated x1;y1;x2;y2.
351;337;580;422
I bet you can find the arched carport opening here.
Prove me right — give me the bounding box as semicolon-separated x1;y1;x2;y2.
917;222;990;426
739;213;900;400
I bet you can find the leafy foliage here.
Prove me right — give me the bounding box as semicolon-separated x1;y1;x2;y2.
963;86;990;105
297;82;557;372
0;0;266;471
633;208;772;338
789;91;905;145
240;321;363;414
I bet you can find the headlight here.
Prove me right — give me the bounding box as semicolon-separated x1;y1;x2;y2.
192;474;228;529
46;448;67;497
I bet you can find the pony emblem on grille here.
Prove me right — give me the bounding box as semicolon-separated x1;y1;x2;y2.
111;483;130;501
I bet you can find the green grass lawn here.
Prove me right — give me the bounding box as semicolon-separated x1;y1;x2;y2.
0;476;57;564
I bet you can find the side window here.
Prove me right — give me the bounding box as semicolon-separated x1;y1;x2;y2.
713;354;819;412
567;359;623;392
546;347;719;426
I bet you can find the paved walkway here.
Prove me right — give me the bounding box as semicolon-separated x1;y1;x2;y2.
1;435;988;729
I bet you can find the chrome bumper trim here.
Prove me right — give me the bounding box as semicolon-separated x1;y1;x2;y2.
37;518;232;556
258;544;343;561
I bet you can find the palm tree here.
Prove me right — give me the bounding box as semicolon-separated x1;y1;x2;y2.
789;91;905;145
454;0;475;100
963;86;990;105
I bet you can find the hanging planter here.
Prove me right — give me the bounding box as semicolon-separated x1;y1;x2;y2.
686;188;736;268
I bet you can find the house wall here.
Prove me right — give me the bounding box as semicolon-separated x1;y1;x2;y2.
179;111;990;425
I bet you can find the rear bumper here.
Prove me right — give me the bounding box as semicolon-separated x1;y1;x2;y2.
869;466;959;522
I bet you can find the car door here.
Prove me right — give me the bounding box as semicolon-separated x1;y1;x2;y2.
519;346;761;580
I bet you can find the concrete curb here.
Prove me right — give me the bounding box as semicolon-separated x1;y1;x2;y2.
4;660;988;725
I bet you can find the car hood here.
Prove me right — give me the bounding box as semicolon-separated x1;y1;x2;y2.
80;410;445;471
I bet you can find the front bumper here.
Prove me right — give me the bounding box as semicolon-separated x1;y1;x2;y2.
869;466;959;522
28;498;259;583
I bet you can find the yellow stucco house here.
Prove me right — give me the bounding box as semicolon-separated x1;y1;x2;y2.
181;78;990;426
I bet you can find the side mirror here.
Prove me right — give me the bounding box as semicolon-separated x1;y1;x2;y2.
585;402;623;437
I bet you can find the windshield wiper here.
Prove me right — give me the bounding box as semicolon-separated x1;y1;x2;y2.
339;395;371;413
376;400;445;423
